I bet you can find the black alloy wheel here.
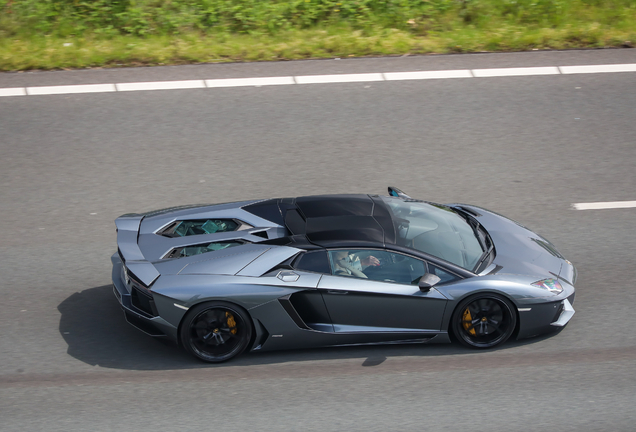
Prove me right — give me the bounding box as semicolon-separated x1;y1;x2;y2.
452;294;517;348
180;302;252;363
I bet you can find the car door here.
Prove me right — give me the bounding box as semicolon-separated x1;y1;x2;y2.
319;249;450;332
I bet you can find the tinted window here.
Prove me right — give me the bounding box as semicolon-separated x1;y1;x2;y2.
328;249;428;285
293;251;331;274
159;219;243;238
165;241;243;259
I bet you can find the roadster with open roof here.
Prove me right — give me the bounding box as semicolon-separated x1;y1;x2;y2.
112;187;576;362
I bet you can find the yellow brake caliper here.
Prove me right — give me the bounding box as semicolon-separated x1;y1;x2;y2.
462;308;476;336
225;312;238;335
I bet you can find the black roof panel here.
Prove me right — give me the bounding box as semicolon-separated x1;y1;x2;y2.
306;216;384;243
296;195;374;218
243;194;395;247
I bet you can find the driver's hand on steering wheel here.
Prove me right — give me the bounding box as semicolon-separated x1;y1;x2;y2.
361;256;380;267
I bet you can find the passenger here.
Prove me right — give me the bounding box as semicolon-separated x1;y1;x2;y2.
333;251;380;278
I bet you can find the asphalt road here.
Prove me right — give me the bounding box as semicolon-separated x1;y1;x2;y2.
1;49;635;431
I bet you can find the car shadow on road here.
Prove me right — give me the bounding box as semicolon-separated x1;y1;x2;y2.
58;285;557;371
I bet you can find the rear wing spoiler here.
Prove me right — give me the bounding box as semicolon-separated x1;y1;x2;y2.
115;214;160;287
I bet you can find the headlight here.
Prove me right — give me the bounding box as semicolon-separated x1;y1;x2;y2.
531;278;563;293
123;265;130;285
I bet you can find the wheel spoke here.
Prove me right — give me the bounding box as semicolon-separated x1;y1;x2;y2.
477;321;488;335
194;319;209;329
208;309;225;324
489;325;503;336
468;303;481;316
476;299;488;311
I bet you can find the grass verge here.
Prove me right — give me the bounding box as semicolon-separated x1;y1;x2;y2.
1;1;635;71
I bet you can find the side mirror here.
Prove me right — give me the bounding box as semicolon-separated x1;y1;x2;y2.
418;273;441;292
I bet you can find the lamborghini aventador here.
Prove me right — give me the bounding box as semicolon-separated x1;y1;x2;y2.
112;187;576;362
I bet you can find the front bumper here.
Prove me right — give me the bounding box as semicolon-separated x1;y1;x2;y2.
516;291;576;340
550;297;575;327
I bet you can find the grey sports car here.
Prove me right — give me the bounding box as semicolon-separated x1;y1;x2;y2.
111;187;576;362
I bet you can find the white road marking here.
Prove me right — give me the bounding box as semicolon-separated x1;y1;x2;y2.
384;69;472;80
2;63;635;97
26;83;116;95
0;87;26;97
472;66;560;77
559;63;636;74
116;80;205;91
205;76;294;87
572;201;636;210
295;73;384;84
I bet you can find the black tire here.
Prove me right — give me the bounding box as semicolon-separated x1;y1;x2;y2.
451;294;517;349
180;301;253;363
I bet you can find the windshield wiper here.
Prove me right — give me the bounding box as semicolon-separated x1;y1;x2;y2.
474;244;494;273
454;208;487;251
452;208;494;272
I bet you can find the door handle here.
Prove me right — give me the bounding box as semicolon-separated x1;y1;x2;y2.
327;290;348;295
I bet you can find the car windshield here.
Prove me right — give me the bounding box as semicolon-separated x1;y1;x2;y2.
381;197;484;271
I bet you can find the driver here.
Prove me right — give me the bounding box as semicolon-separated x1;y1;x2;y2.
333;251;380;278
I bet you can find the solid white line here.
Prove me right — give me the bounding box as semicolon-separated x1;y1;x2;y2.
384;69;472;80
116;80;205;92
205;76;294;87
472;66;560;77
0;87;26;97
559;63;636;74
26;83;116;95
3;62;636;97
295;73;385;84
572;201;636;210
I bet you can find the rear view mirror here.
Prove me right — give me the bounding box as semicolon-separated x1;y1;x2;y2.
418;273;441;292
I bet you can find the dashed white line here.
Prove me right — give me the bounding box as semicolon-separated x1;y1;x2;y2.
559;63;636;74
2;63;635;97
295;73;384;84
572;201;636;210
0;87;26;97
26;83;116;95
116;80;205;92
205;76;294;88
384;69;472;80
472;66;560;77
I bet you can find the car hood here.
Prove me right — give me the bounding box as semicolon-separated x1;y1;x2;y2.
452;205;576;284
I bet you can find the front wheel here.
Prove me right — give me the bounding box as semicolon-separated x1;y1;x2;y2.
180;301;252;363
452;294;517;349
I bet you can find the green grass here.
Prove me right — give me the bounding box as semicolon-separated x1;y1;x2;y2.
1;1;635;71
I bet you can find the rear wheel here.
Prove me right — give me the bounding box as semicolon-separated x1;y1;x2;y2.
452;294;516;348
180;301;252;363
